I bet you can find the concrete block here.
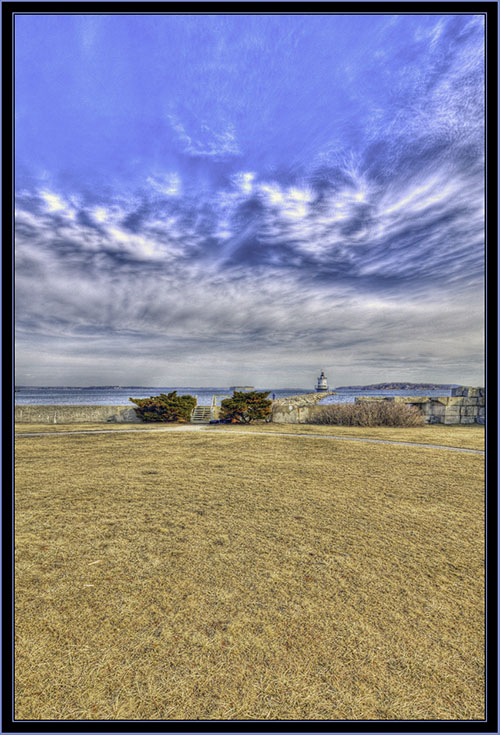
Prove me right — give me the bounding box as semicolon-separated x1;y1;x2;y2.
467;397;480;405
478;407;485;416
447;397;465;406
476;416;485;425
459;416;476;424
425;403;445;416
394;396;428;403
426;415;443;424
462;406;479;417
272;404;322;424
451;386;484;398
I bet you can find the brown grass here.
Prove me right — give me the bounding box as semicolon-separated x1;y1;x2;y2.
14;422;485;451
14;423;165;433
210;422;485;451
15;430;484;720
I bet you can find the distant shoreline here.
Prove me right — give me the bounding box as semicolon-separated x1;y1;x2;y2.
14;385;310;391
334;383;459;391
14;383;461;391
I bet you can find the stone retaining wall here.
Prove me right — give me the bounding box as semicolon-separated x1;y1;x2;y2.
271;387;485;425
354;392;485;425
15;405;142;424
271;403;326;424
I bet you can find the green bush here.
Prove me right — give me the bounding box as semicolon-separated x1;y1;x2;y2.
129;391;196;423
314;401;425;427
219;391;272;424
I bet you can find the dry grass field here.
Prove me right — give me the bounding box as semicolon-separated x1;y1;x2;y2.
210;422;485;450
15;428;484;720
14;422;485;450
14;423;170;433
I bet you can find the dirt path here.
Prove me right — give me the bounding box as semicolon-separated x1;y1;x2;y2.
15;425;484;454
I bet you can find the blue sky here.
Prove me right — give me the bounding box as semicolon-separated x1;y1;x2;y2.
15;13;484;387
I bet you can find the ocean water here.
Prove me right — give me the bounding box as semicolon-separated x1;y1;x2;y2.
14;386;311;406
14;386;452;406
318;388;453;404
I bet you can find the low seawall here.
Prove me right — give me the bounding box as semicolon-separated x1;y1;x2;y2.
15;405;142;424
271;387;485;425
354;388;485;425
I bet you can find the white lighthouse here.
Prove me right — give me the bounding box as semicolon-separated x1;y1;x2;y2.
315;370;329;392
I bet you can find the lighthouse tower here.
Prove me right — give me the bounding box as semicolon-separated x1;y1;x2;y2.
315;370;329;392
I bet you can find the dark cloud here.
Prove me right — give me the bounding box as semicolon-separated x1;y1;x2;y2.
121;207;151;233
75;209;103;231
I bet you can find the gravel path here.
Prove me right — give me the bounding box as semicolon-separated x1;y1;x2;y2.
15;425;484;454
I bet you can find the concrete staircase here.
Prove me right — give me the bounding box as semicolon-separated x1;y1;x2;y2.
190;405;212;424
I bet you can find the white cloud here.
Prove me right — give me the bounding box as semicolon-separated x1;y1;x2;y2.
14;125;485;386
168;113;241;159
147;172;181;197
93;207;108;223
234;171;256;193
40;190;72;216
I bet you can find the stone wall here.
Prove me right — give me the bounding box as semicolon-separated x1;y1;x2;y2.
355;391;485;425
271;387;485;425
271;392;336;424
15;405;142;424
272;403;329;424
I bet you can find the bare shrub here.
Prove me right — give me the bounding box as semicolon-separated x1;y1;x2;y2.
314;401;425;427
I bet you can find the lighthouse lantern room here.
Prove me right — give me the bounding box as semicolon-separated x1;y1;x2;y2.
315;370;329;392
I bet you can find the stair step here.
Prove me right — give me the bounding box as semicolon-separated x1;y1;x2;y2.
191;405;212;423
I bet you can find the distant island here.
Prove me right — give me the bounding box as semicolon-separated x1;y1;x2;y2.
334;382;459;391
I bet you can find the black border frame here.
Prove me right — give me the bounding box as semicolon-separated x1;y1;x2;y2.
3;3;498;733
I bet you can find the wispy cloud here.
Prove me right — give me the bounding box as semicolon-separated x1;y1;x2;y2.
15;158;484;384
14;13;484;385
168;113;241;160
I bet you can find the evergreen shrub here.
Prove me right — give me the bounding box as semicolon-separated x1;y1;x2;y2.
219;391;272;423
129;391;196;422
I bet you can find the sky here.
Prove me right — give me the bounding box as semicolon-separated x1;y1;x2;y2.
15;13;485;388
